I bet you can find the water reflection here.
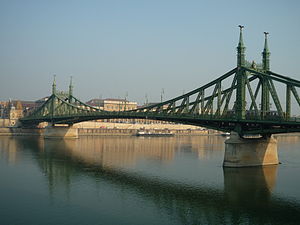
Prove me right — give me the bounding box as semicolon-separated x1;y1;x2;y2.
41;136;225;169
276;135;300;144
0;137;19;164
66;137;176;167
1;136;300;224
224;166;277;206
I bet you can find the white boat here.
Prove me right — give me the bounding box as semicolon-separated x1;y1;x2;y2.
221;132;230;137
135;131;174;137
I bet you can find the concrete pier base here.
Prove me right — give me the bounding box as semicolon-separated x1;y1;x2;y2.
223;133;279;167
44;126;78;139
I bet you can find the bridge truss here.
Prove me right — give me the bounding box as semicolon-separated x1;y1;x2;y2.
20;27;300;136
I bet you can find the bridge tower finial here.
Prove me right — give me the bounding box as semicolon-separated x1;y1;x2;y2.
237;25;246;67
69;76;73;96
262;32;270;71
52;75;56;95
69;76;73;103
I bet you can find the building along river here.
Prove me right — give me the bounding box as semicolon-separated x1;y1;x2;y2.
0;135;300;225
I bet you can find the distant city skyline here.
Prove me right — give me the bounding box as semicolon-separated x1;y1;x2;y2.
1;0;300;105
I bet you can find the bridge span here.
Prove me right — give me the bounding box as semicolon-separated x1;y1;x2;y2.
20;26;300;167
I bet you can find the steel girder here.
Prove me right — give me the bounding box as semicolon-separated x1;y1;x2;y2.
20;66;300;136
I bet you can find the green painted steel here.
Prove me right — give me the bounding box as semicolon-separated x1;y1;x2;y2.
262;32;270;71
237;25;246;67
235;25;246;121
286;84;291;119
69;76;73;103
52;75;56;95
20;26;300;136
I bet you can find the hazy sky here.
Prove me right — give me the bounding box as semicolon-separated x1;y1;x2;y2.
0;0;299;105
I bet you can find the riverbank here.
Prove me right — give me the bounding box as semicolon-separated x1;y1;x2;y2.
0;127;215;137
1;127;300;137
0;127;43;136
78;128;212;136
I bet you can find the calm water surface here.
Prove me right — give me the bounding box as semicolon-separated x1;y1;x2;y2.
0;135;300;225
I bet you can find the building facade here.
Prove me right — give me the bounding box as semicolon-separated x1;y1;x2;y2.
0;100;23;127
86;99;173;125
86;98;137;111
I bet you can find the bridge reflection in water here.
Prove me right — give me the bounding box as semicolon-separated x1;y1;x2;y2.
1;136;300;224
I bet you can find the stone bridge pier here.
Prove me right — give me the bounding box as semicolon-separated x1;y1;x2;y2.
223;132;279;167
44;124;78;139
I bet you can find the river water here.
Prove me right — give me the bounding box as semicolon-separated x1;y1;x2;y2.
0;135;300;225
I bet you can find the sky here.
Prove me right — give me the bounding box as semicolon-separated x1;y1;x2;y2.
0;0;300;105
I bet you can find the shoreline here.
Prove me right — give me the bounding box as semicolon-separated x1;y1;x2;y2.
0;127;300;137
0;127;218;137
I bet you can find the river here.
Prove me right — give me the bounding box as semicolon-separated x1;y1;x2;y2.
0;135;300;225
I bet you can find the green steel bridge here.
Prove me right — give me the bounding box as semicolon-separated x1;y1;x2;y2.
20;26;300;136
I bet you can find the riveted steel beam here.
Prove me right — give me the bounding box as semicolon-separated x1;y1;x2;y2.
286;84;291;119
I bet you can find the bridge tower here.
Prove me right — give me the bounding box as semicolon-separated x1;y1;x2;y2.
261;32;270;117
51;75;56;122
237;25;246;67
52;74;56;95
69;76;73;103
262;32;270;71
235;25;246;121
224;28;278;167
45;76;78;138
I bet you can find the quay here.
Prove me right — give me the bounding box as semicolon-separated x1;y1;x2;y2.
0;126;214;137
